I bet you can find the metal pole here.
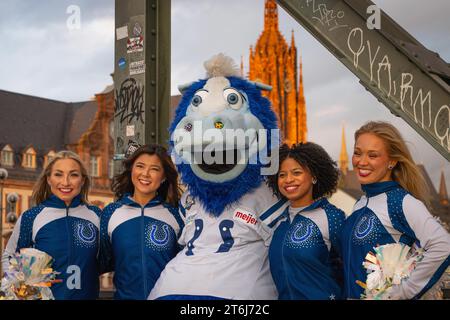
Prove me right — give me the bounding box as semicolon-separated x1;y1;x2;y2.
113;0;171;166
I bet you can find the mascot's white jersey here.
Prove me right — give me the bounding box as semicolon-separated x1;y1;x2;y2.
149;183;285;300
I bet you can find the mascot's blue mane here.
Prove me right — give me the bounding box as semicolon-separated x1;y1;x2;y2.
170;76;278;216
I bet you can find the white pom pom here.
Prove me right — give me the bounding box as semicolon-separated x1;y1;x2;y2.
204;53;240;78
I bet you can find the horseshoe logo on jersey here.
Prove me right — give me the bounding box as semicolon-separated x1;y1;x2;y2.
291;222;314;244
354;215;376;240
149;224;170;246
76;222;96;245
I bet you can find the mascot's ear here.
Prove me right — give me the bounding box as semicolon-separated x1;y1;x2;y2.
178;82;195;94
249;81;272;92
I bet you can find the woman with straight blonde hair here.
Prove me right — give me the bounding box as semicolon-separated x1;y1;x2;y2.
356;121;429;204
32;150;91;206
2;150;101;300
340;121;450;299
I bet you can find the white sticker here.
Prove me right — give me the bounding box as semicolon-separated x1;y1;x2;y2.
130;60;145;75
116;26;128;40
126;125;135;137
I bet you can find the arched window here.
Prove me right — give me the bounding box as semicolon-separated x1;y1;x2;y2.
22;147;36;169
1;145;14;167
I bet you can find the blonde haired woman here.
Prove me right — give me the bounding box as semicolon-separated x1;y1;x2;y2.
2;151;101;299
340;121;450;299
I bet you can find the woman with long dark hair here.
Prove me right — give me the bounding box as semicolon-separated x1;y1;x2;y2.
99;144;183;300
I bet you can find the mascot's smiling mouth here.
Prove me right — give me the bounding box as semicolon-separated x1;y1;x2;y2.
189;146;249;183
196;149;241;174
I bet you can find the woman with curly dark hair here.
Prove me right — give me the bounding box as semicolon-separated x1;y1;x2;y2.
264;142;345;300
99;144;184;300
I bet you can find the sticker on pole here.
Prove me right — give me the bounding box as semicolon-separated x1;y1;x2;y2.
129;60;145;75
118;58;127;70
125;141;141;159
116;26;128;40
127;36;144;53
133;23;142;37
126;125;135;137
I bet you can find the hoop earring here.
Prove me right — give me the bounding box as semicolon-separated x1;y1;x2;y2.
312;178;317;185
388;164;394;170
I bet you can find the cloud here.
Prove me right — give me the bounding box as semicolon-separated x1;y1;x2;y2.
0;15;114;101
313;104;349;118
0;0;114;28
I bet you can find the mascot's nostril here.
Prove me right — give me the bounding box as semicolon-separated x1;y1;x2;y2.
184;123;193;132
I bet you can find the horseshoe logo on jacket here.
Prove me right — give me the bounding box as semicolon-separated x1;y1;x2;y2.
149;224;170;246
354;215;376;239
77;222;96;244
291;222;313;243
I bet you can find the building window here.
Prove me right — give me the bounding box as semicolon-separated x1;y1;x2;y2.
108;160;114;179
1;145;14;167
44;150;56;168
22;147;36;169
90;156;100;177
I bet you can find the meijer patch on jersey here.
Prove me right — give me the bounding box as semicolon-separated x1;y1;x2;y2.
233;208;258;226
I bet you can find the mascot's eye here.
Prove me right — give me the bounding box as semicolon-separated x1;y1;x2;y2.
227;93;238;104
191;95;202;107
223;88;243;110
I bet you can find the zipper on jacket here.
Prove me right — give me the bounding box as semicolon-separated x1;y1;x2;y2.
346;196;369;298
141;206;148;299
65;206;72;299
282;215;294;298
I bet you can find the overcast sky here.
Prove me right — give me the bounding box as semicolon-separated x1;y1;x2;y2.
0;0;448;193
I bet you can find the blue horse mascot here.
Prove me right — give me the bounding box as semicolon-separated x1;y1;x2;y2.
149;53;287;300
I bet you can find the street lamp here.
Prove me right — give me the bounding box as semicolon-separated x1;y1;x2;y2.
6;212;18;225
6;193;18;225
0;175;19;277
0;168;20;280
0;168;8;276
